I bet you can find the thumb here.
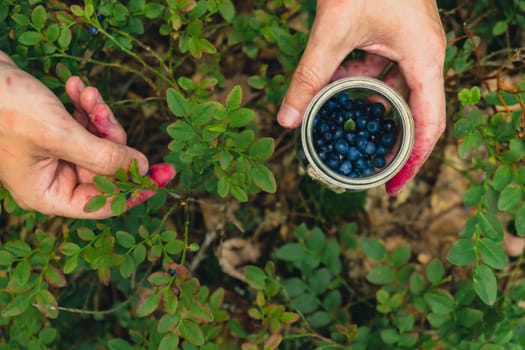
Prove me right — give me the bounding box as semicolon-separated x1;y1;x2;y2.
277;40;352;129
49;123;149;176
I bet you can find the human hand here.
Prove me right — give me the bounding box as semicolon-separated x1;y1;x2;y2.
277;0;447;194
0;54;175;218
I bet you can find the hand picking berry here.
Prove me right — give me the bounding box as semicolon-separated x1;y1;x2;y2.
312;94;397;178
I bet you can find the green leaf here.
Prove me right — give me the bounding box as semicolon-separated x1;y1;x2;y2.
144;3;165;19
492;20;508;36
166;88;188;117
306;310;331;328
463;185;485;206
424;289;454;314
275;243;305;262
478;238;508;269
244;265;267;290
409;272;426;294
219;150;234;169
426;259;445;285
503;139;525;162
35;289;58;319
249;137;274;161
447;239;476;266
158;313;181;333
63;256;78;274
516;206;525;236
108;338;133;350
228;108;254;127
116;231;136;249
290;293;319;314
148;272;171;287
44;266;66;288
251;165;276;193
389;244;411;267
166;120;195;141
94;175;116;193
367;265;395;285
57;27;72;48
473;264;497;305
2;294;32;318
478;211;504;241
136;293;160;317
456;307;483;328
179;320;204;346
110;194;127;216
84;195;107;212
12;14;31;26
13;260;31;285
219;0;235;22
77;227;95;241
60;242;81;256
458;87;481;105
18;31;42;45
226;85;242;110
159;333;179;350
0;250;15;266
4;240;31;257
31;5;47;29
360;238;386;260
380;329;399;345
493;165;513;191
497;186;522;212
230;185;248;202
217;176;230;198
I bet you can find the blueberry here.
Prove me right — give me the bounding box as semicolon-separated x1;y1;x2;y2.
315;138;325;148
320;122;330;133
88;26;99;36
323;132;333;141
326;156;340;169
381;133;395;147
363;141;376;155
382;119;396;133
168;268;177;276
362;167;375;176
333;129;344;140
338;161;353;175
345;132;356;145
354;158;367;170
369;103;386;118
356;137;368;152
373;156;386;168
337;93;349;105
336;114;345;124
356;130;369;139
376;145;389;156
343;100;354;110
325;100;338;111
318;151;327;161
366;119;381;133
356;115;368;129
344;111;354;120
347;146;361;161
349;171;360;178
334;139;349;154
369;134;380;144
354;98;364;107
125;192;131;200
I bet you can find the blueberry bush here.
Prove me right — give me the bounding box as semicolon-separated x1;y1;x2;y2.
1;0;525;349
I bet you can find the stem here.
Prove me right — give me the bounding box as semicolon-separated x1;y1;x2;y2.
180;200;191;266
376;61;395;81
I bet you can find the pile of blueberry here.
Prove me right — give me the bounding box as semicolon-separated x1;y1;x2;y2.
312;92;398;178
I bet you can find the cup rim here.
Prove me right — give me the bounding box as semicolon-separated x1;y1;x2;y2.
300;76;414;191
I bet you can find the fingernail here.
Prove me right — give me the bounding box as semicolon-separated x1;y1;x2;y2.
277;104;302;129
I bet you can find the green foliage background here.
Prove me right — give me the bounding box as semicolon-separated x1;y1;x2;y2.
1;0;525;349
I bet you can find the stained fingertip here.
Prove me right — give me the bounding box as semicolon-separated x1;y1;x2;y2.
149;163;176;188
